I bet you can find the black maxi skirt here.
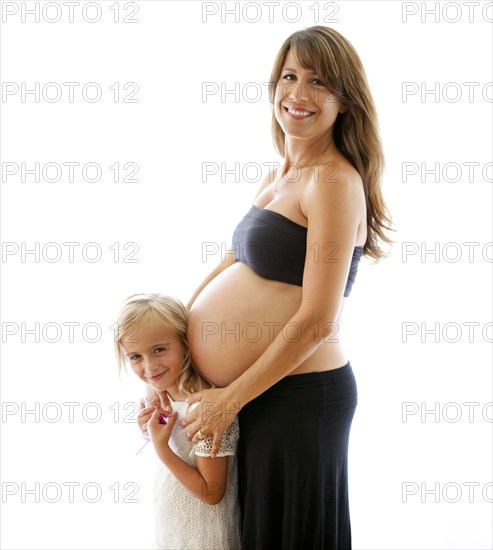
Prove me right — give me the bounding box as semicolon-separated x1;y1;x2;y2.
238;361;358;550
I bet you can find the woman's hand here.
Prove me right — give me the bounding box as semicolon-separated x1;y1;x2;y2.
181;387;241;458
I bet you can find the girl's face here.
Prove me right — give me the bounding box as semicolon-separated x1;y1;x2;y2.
121;321;185;399
273;48;345;142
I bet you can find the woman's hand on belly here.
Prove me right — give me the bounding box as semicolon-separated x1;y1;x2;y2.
181;387;240;458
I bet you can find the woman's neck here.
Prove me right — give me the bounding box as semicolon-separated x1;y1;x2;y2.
282;133;335;173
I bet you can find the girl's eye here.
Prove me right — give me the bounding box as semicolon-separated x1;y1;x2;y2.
129;354;140;361
154;347;167;353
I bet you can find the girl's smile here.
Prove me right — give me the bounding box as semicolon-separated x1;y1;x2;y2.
147;370;167;381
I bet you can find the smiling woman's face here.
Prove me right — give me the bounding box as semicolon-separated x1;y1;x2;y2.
274;48;345;143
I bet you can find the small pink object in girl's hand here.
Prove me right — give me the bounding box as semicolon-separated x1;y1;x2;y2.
159;412;173;425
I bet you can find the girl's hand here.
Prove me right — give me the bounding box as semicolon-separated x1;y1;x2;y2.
138;388;172;437
181;387;241;458
148;408;178;449
137;399;154;438
156;390;172;410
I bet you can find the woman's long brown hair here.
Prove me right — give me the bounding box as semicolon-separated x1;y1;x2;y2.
269;26;395;261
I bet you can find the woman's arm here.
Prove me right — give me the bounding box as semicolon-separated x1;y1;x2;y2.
186;167;276;311
182;170;363;456
148;409;229;505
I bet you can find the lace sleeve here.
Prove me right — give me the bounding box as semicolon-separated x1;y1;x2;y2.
194;417;240;458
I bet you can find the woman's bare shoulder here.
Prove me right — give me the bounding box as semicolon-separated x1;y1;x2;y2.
312;154;361;187
301;155;367;245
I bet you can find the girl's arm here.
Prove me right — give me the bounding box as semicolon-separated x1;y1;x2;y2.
186;168;276;311
183;170;363;456
148;409;229;505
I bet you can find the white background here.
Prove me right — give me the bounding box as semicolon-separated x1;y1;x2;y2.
1;1;492;549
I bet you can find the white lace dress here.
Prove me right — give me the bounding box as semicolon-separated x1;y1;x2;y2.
151;400;241;550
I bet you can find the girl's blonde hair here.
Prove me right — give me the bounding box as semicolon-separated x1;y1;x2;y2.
269;25;395;261
114;293;211;397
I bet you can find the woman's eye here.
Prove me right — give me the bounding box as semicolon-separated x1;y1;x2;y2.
282;75;322;86
129;354;140;361
155;347;167;353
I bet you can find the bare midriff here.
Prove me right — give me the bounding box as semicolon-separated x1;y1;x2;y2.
187;260;349;388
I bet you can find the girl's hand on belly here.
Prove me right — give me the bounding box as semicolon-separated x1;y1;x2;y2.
181;387;241;458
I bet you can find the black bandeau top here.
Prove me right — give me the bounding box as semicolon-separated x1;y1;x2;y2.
231;204;364;297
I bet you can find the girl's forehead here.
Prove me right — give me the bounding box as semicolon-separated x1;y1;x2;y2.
121;319;175;347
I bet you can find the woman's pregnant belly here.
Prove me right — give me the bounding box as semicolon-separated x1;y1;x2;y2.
187;262;346;387
187;262;303;386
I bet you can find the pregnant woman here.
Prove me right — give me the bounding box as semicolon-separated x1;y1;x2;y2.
183;25;394;549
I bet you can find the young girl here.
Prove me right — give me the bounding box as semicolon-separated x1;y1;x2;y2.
114;293;241;550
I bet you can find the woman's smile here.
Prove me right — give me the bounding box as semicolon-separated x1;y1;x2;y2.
283;104;316;119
